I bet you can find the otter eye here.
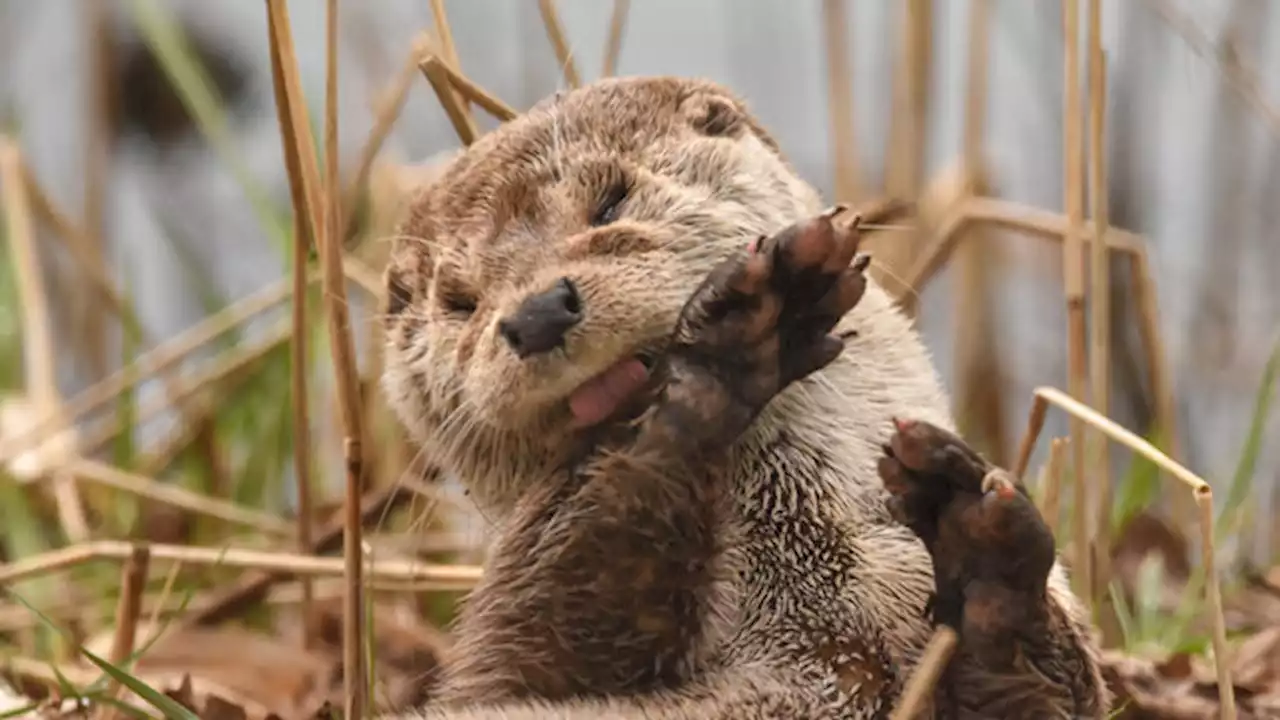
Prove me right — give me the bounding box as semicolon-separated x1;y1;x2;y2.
590;179;629;227
441;293;478;317
385;271;413;316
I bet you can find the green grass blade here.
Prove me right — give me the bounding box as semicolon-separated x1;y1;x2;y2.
79;647;199;720
0;705;41;720
1217;338;1280;542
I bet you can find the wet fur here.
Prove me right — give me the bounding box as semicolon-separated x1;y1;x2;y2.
381;76;1110;718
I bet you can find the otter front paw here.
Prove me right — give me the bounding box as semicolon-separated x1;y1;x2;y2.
663;207;869;448
877;419;1056;632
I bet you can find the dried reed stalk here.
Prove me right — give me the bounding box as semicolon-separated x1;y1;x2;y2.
1129;247;1187;526
1012;386;1236;719
889;626;958;719
0;540;480;588
1085;0;1117;641
342;43;421;245
69;458;292;536
823;0;860;203
72;323;284;481
81;0;113;382
18;164;139;334
0;138;90;542
1061;0;1091;601
19;159;212;476
420;54;480;145
0;275;294;469
602;0;630;77
953;0;1007;465
266;0;321;651
428;0;469;116
432;55;518;122
186;484;412;627
538;0;580;89
877;0;932;283
130;323;292;472
94;544;149;720
1040;436;1069;538
312;2;370;715
962;197;1144;253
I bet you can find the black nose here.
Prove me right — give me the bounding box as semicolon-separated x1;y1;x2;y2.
498;277;583;358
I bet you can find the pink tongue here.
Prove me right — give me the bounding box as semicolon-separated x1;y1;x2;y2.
569;358;650;427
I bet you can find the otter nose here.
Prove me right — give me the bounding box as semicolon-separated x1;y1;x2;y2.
498;278;583;358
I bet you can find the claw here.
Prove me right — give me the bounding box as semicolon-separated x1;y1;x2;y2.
892;417;915;433
981;470;1018;500
819;203;849;221
852;253;871;272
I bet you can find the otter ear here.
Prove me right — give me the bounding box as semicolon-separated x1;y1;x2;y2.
680;92;748;138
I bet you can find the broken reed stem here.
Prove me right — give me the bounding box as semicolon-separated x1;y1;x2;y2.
341;45;420;245
68;458;293;536
953;0;1006;465
1085;0;1116;641
266;1;319;650
0;275;292;468
426;0;474;153
1129;248;1188;527
538;0;580;89
0;138;91;542
19;162;144;342
0;575;472;632
1012;386;1235;719
962;0;989;171
1061;0;1091;602
602;0;630;77
823;0;860;203
81;322;291;468
344;437;366;718
292;124;317;652
432;55;518;121
420;54;481;145
1014;388;1209;494
81;0;112;382
428;0;467;111
963;197;1145;253
19;157;211;481
95;544;149;720
1198;488;1238;720
889;626;958;720
1041;436;1069;538
0;540;481;587
315;2;369;717
0;140;58;428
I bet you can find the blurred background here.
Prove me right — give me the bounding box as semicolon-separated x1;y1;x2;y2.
0;1;1277;716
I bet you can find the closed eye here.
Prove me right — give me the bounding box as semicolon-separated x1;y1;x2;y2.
590;178;630;227
441;293;478;317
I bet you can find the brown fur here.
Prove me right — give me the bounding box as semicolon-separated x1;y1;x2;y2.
427;211;870;708
380;76;1110;718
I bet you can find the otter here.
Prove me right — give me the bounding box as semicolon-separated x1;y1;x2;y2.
381;76;1109;718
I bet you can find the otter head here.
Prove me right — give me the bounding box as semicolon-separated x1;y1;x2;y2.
381;76;823;514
